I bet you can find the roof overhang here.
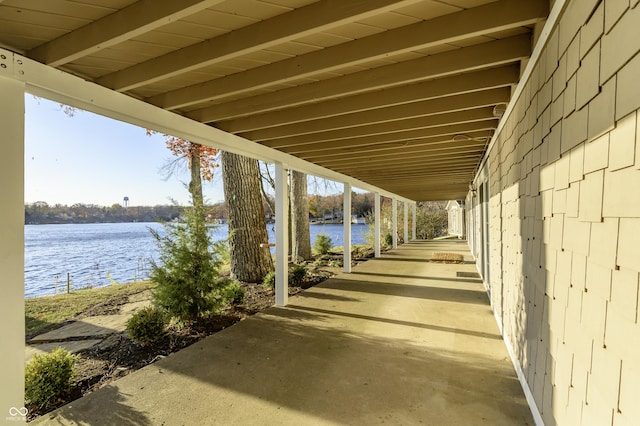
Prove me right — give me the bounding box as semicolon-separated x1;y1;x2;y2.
0;0;553;201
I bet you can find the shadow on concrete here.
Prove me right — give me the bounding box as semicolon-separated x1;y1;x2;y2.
286;304;503;340
374;254;428;262
40;386;152;426
49;307;531;425
350;271;482;284
320;278;488;305
373;256;475;265
296;291;361;303
38;240;533;425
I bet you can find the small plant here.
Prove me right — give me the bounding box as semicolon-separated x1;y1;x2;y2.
384;233;393;247
223;281;245;305
263;271;276;290
289;264;307;285
106;271;118;286
25;347;77;409
328;259;343;268
126;307;167;345
313;233;333;255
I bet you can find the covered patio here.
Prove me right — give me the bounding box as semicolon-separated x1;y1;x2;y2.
1;1;551;420
5;0;640;424
34;240;532;425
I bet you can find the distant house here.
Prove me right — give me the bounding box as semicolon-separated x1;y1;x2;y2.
446;200;465;238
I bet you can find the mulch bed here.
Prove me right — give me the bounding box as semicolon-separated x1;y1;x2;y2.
27;250;375;421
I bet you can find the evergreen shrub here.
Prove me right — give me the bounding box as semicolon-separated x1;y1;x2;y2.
313;233;333;255
263;271;276;290
150;205;230;322
126;307;166;345
289;264;307;285
223;281;245;305
25;347;76;409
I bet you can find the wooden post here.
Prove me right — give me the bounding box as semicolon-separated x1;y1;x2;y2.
343;183;352;273
374;193;381;258
0;68;26;416
275;162;289;307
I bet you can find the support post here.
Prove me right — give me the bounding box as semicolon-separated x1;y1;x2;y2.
374;192;381;258
392;198;398;249
412;202;417;240
403;201;409;244
343;183;351;273
275;162;288;306
0;73;26;418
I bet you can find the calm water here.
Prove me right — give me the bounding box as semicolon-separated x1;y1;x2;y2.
24;222;369;298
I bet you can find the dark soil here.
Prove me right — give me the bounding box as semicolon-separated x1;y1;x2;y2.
27;249;376;422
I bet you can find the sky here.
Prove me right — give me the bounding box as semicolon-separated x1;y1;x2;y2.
24;95;227;206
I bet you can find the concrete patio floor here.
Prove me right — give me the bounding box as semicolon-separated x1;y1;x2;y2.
36;240;533;425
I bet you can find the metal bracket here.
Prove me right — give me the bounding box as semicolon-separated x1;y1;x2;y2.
0;48;25;79
0;48;14;76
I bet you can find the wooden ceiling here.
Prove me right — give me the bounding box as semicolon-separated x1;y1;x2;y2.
0;0;549;200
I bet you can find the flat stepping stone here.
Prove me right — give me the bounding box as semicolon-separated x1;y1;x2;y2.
30;315;131;342
120;299;152;315
126;290;152;303
25;340;102;362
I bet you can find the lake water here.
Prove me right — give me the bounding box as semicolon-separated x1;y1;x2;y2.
24;222;370;298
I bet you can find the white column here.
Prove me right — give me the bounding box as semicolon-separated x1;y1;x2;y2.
412;202;417;240
392;198;398;249
343;183;351;273
374;192;381;258
0;74;25;416
275;162;288;307
403;201;409;244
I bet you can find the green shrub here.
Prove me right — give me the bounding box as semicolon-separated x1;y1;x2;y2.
150;204;230;322
263;271;276;290
313;233;333;255
289;264;307;285
223;281;245;305
25;347;76;409
126;307;166;345
384;233;393;247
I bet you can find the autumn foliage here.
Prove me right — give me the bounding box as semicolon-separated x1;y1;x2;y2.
146;130;219;181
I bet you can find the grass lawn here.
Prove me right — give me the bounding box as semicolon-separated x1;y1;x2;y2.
25;281;155;337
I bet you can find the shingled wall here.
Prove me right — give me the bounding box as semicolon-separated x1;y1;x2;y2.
468;1;640;424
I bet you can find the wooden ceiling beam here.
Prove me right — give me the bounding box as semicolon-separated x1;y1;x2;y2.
308;143;486;169
28;0;226;67
250;107;495;145
150;0;547;109
221;65;516;134
358;169;478;181
313;144;485;168
321;149;486;169
97;0;422;91
338;162;481;176
225;87;509;136
188;34;531;123
279;120;496;155
310;150;486;169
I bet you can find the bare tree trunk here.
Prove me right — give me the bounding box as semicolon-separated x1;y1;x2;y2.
187;143;207;241
290;170;312;261
221;151;274;282
188;144;204;210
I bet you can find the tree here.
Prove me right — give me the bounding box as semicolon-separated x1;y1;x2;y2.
221;152;273;282
148;131;219;214
290;170;312;261
150;201;230;322
258;164;312;261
